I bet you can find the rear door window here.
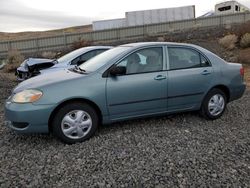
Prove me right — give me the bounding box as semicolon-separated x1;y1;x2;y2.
168;47;210;70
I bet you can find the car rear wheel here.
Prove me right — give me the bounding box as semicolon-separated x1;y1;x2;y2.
52;102;98;144
200;88;227;120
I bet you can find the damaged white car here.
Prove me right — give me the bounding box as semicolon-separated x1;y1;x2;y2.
16;46;112;81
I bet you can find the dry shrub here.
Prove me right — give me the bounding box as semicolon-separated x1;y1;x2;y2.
41;51;57;59
236;21;250;38
157;37;165;42
218;34;238;50
240;33;250;48
244;65;250;88
238;48;250;64
5;49;24;72
71;38;92;50
0;60;6;70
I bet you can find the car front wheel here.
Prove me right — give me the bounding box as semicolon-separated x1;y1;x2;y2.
52;102;98;144
200;88;227;120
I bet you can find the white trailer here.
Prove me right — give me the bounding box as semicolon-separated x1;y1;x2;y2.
126;5;195;27
215;1;250;15
92;5;195;31
93;18;126;31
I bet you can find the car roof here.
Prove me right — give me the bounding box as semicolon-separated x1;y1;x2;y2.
121;42;198;48
77;46;113;50
120;42;212;55
68;46;113;56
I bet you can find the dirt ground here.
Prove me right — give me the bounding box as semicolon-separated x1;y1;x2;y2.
0;70;250;187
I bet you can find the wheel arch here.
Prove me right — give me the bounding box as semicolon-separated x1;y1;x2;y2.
48;98;102;132
208;85;230;102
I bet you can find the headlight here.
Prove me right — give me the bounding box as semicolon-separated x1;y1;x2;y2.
12;89;43;103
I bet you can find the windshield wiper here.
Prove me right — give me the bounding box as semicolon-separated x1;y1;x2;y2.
78;66;86;72
72;66;87;74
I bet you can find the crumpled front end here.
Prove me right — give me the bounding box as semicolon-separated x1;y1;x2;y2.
16;58;55;81
15;62;30;81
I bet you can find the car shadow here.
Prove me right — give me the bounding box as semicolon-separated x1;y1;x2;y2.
3;111;208;145
97;111;202;133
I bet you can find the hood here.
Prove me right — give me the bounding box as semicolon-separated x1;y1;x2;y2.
14;69;84;93
38;62;71;74
25;58;54;66
48;62;69;68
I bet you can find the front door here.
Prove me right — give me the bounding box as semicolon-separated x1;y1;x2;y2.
106;47;168;120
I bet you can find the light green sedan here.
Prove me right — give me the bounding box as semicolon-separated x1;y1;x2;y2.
5;42;246;143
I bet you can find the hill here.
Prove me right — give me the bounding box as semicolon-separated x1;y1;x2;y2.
0;25;92;42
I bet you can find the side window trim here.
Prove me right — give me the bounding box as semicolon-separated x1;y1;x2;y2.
163;45;168;71
166;45;212;71
165;45;170;71
200;54;211;67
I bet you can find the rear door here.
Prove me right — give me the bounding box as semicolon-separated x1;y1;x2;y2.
167;46;213;111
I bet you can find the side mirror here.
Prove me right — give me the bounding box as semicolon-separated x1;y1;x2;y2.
110;66;126;76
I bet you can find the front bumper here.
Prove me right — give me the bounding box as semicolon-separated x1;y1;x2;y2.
16;67;29;81
16;66;40;81
5;101;55;134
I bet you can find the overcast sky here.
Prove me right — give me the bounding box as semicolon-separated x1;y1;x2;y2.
0;0;250;33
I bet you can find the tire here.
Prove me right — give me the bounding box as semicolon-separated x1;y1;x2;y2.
52;102;98;144
200;88;227;120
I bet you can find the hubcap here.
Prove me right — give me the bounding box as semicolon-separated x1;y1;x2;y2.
61;110;92;139
208;94;225;116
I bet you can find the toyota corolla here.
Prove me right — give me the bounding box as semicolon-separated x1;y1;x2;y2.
5;42;246;143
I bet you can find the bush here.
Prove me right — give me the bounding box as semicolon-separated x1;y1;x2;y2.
240;33;250;48
71;38;92;50
238;48;250;64
235;21;250;38
4;49;24;72
218;34;238;50
41;51;57;59
157;37;165;42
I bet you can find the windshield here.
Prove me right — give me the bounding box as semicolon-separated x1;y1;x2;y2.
79;46;130;72
57;48;89;63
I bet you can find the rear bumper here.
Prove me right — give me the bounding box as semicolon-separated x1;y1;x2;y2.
5;102;55;134
229;83;246;102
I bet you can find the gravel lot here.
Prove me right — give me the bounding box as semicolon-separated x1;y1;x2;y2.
0;72;250;187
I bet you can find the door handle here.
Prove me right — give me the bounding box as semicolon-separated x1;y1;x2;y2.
154;75;166;80
201;70;211;75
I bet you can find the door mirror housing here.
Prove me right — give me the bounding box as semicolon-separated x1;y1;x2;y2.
110;66;126;76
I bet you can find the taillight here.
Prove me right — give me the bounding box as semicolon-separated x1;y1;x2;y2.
240;67;244;76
